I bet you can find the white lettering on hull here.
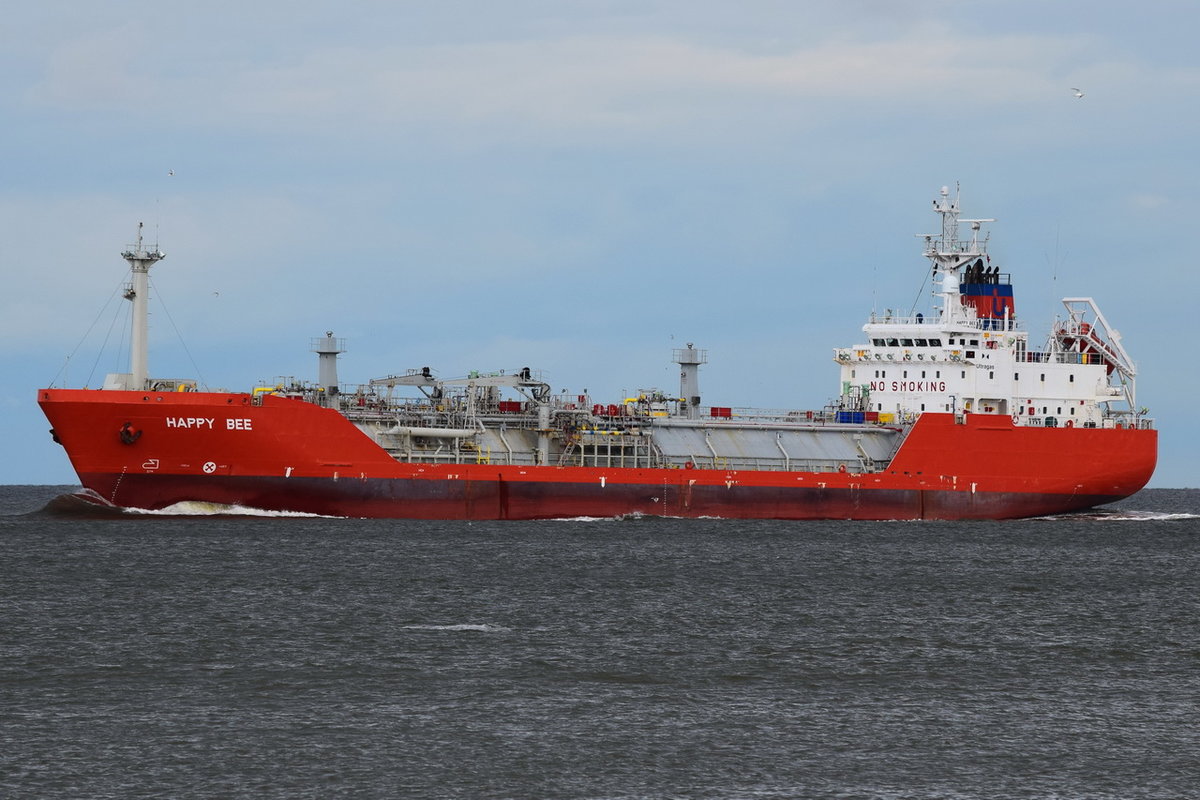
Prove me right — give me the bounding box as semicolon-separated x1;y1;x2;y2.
870;380;949;393
163;417;254;431
166;417;215;429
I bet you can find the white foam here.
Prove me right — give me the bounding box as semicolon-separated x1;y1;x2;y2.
1042;509;1200;522
1097;511;1200;521
123;500;336;518
549;511;709;522
401;623;510;633
60;489;336;517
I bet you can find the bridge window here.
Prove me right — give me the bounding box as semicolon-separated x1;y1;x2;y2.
886;338;899;346
915;339;928;346
901;339;914;347
929;339;942;346
873;339;885;346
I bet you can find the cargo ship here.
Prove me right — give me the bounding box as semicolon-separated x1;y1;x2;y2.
39;187;1157;519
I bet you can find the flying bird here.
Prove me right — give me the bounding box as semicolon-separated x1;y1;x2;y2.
1071;88;1084;98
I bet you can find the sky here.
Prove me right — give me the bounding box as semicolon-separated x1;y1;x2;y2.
3;0;1196;487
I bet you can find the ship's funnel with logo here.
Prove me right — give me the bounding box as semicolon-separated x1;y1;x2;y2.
958;257;1015;327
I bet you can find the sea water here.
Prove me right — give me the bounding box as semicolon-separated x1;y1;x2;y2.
2;486;1197;799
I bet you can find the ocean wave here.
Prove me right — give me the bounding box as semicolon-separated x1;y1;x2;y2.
1042;509;1200;522
1096;511;1200;521
550;512;718;522
401;623;510;633
125;500;333;518
41;490;336;518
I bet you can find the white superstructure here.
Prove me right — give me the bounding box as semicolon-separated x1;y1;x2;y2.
835;187;1141;430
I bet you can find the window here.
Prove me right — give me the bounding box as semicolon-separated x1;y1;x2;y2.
915;339;928;346
988;371;994;380
1040;373;1045;382
961;371;966;379
1014;373;1019;381
872;339;885;346
1069;374;1074;383
929;338;943;346
851;370;856;378
887;338;899;347
921;371;926;378
970;339;979;346
901;339;914;347
966;350;976;359
936;370;941;378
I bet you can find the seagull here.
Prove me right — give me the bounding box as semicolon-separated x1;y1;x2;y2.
1071;87;1084;98
168;169;175;176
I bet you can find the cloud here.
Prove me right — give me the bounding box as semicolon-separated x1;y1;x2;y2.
25;22;1130;147
224;31;1101;132
1127;193;1169;210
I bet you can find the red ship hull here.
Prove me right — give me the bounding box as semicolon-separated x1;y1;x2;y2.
39;388;1157;520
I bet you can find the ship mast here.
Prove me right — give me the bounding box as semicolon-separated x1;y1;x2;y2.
121;223;165;391
924;186;993;324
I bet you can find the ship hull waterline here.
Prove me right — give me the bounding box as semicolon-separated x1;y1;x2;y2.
40;389;1157;521
69;471;1135;521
